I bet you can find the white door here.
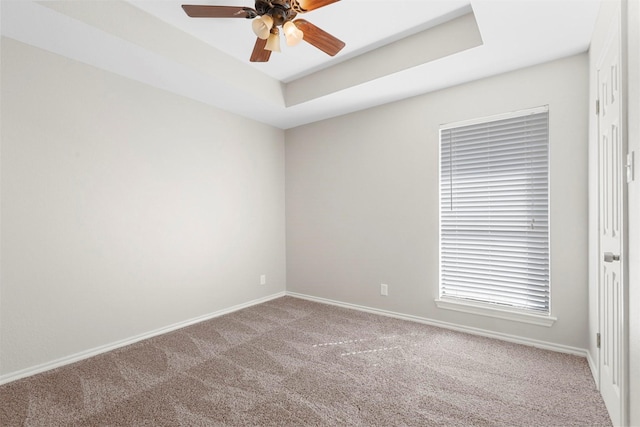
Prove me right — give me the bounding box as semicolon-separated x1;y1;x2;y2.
597;16;626;427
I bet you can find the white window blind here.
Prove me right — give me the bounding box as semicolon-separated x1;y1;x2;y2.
439;107;550;313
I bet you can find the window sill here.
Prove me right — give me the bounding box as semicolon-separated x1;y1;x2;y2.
434;298;557;327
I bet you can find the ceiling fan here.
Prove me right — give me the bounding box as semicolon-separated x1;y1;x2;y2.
181;0;345;62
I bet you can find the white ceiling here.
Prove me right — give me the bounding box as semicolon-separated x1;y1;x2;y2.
1;0;601;129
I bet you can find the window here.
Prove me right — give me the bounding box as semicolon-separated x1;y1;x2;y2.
438;106;550;317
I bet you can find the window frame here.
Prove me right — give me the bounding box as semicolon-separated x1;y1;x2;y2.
435;106;556;327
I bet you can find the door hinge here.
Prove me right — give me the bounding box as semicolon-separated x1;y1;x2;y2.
597;332;601;349
596;99;600;115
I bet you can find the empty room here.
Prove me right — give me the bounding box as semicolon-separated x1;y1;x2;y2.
1;0;639;425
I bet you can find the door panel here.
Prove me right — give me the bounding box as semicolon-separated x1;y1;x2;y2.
598;19;624;426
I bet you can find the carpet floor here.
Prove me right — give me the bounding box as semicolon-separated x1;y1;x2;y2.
0;296;611;426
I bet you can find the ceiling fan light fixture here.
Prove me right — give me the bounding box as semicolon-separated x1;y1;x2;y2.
265;28;281;52
283;21;304;46
251;15;273;39
181;1;345;62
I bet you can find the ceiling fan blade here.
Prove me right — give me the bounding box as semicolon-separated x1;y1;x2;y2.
181;5;256;18
250;37;272;62
294;19;345;56
295;0;340;12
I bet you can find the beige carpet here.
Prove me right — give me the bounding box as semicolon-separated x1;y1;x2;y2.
1;296;611;426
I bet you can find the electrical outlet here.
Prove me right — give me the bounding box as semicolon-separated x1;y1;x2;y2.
260;275;266;285
380;283;388;296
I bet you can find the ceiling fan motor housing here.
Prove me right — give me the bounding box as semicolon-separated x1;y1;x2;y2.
255;0;297;26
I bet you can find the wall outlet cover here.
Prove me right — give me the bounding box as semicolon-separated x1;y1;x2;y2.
381;283;388;296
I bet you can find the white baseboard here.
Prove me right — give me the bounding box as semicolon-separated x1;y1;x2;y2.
0;292;286;386
286;291;589;358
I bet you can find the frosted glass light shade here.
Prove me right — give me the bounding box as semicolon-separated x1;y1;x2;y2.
283;21;303;46
265;30;281;52
251;15;273;40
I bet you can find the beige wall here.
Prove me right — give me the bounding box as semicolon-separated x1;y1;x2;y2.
0;38;286;377
286;54;590;349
